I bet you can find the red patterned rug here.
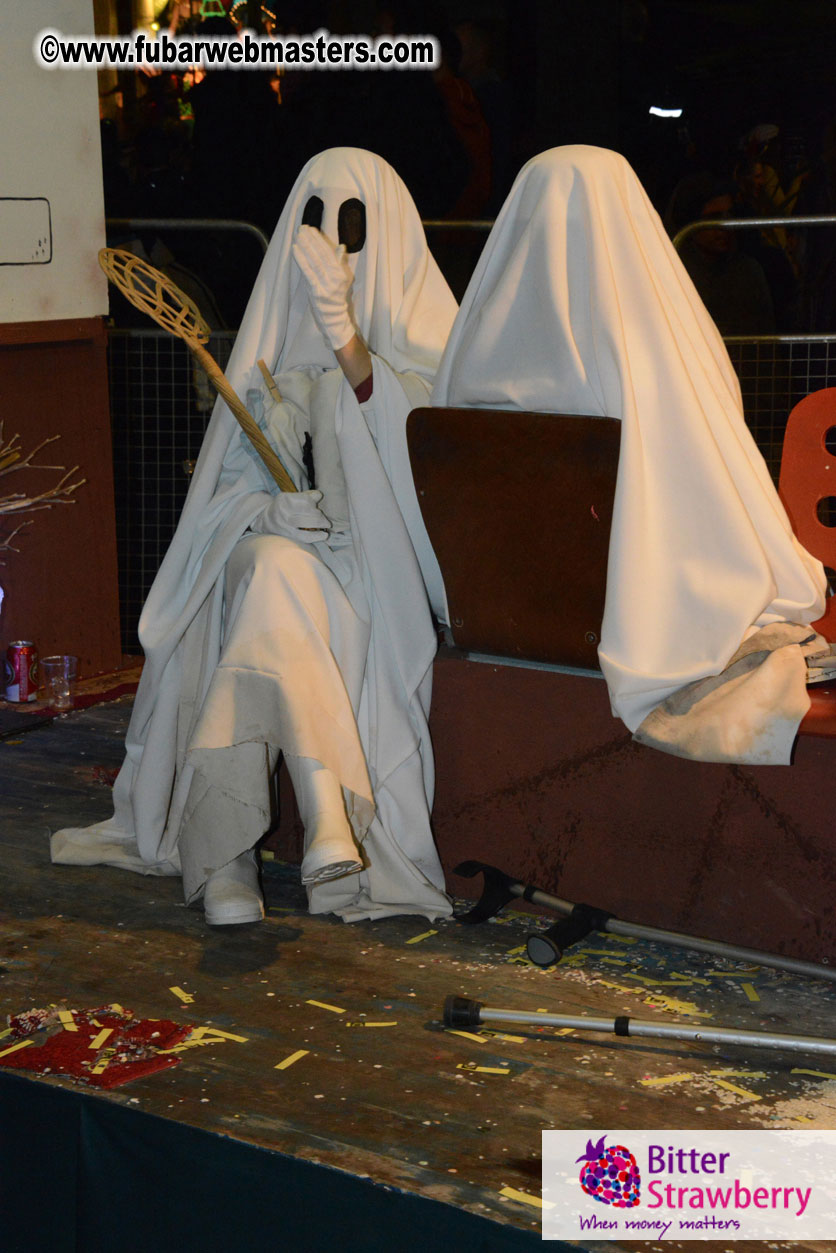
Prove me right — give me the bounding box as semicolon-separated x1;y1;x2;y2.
0;1004;192;1090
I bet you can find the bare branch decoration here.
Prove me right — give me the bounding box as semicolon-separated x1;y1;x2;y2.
0;422;86;558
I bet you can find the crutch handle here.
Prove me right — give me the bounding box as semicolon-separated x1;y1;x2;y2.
443;995;484;1028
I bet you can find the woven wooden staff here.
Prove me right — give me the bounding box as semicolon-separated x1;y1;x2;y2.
98;248;296;492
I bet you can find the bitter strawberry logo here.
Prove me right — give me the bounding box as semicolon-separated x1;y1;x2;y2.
577;1136;641;1207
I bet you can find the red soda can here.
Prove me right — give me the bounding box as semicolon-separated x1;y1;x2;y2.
5;641;39;703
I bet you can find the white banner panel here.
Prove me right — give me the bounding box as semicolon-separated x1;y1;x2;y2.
542;1129;836;1241
0;0;106;321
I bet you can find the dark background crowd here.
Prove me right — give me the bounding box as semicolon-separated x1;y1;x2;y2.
99;0;836;330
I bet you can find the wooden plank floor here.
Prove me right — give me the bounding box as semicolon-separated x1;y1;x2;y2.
2;699;836;1251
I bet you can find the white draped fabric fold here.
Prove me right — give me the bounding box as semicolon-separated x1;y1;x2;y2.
51;147;457;919
431;145;826;762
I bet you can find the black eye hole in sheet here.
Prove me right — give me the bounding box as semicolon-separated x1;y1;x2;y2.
302;195;324;229
338;199;366;253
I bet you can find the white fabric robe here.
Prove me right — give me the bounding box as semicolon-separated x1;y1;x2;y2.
51;148;457;919
431;145;826;763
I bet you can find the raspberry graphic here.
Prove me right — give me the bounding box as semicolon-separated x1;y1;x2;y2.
576;1136;641;1207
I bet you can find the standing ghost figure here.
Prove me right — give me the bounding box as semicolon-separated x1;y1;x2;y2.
432;145;827;764
52;148;458;924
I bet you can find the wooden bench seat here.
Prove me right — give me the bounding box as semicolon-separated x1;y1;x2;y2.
402;394;836;964
406;407;620;670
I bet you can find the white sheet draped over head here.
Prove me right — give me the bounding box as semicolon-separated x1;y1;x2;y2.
432;145;826;747
144;144;457;662
52;148;458;917
237;144;458;380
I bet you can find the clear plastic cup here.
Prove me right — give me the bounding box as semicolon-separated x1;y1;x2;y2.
41;655;78;711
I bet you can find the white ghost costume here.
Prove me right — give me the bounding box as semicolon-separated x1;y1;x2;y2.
432;145;827;764
51;148;457;920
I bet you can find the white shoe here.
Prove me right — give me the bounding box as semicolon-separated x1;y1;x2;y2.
203;850;265;925
300;834;363;886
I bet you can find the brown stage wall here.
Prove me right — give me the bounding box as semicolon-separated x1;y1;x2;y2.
428;653;836;965
0;318;121;678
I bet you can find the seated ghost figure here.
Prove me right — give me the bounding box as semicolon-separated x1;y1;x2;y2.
52;148;457;924
432;145;827;764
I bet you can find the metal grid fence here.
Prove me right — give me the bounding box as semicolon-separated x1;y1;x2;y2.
726;336;836;477
109;329;235;649
672;215;836;473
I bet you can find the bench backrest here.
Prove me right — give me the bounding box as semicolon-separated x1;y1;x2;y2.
406;407;621;670
779;387;836;641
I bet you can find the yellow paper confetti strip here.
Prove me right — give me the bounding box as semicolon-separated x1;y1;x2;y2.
579;948;631;959
640;1072;697;1088
89;1028;114;1051
622;974;701;987
347;1021;398;1028
159;1025;250;1055
640;1068;767;1089
169;987;195;1004
479;1030;527;1045
405;930;437;944
191;1026;249;1043
90;1051;115;1076
275;1049;309;1070
0;1039;34;1060
499;1187;554;1210
712;1079;761;1101
159;1039;219;1056
306;999;345;1014
445;1030;487;1044
0;1027;12;1041
58;1010;79;1033
643;993;711;1017
457;1062;511;1075
598;979;712;1018
741;983;760;1002
791;1068;836;1081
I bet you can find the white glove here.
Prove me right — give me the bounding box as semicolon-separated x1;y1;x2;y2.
292;225;357;352
251;489;331;543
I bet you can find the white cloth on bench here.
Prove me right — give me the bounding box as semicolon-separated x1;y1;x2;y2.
432;145;826;763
